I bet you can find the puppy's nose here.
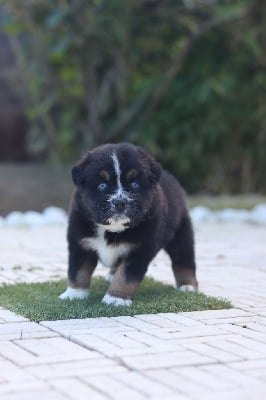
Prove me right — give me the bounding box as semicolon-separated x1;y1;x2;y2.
112;198;127;212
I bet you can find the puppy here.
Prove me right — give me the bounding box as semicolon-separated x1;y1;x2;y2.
59;143;198;306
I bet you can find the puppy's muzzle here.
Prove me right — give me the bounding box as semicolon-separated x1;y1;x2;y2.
111;197;127;212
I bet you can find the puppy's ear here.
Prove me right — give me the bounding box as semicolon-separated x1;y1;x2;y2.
137;147;162;185
71;152;91;186
149;157;162;185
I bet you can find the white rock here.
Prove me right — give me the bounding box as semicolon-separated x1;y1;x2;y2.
237;210;251;222
249;204;266;224
2;203;266;228
189;206;213;224
42;207;67;225
216;208;250;223
5;211;26;227
23;211;45;227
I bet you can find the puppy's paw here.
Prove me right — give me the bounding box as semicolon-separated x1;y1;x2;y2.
102;293;132;307
59;287;90;300
177;284;197;292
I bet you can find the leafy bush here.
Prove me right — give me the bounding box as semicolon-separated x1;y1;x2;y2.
140;26;266;193
1;0;265;193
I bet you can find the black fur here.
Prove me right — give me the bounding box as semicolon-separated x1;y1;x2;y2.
64;143;198;302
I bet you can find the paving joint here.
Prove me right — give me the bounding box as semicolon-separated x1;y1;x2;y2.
0;222;266;399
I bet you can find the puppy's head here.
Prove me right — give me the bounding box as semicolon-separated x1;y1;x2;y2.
72;143;161;232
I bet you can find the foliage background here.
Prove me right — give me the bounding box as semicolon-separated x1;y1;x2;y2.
0;0;265;193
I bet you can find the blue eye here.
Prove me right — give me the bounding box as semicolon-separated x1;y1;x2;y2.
97;182;108;191
130;181;139;189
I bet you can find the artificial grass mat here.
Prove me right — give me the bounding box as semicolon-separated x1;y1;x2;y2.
0;277;232;322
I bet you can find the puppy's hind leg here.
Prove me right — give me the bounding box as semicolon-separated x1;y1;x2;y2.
165;215;198;292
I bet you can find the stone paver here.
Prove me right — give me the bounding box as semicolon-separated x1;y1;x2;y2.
0;222;266;399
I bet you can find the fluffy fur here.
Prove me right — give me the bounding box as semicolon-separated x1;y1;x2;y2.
60;143;198;305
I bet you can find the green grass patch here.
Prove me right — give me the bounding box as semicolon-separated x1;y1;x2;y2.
0;277;232;322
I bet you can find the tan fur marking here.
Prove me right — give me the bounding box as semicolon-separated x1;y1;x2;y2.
109;264;119;276
172;266;198;289
126;169;137;180
100;170;110;181
107;263;140;300
69;262;96;289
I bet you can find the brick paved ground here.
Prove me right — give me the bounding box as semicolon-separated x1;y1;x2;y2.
0;222;266;399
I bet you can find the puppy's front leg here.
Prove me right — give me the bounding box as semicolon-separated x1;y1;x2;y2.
102;257;148;306
59;244;97;300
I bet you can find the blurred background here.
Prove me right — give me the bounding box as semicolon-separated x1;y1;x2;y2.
0;0;265;215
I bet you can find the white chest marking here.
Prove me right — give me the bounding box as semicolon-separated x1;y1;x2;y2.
80;226;131;269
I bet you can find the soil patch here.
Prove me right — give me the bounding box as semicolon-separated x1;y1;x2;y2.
0;163;73;216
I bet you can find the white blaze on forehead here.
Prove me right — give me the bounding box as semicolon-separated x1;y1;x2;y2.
109;152;132;206
111;152;123;194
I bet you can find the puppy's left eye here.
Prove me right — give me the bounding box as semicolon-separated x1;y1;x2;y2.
97;182;108;191
130;181;140;189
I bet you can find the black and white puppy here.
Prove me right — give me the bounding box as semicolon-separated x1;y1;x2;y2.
59;143;198;306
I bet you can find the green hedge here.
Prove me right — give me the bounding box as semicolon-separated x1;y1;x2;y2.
1;0;265;193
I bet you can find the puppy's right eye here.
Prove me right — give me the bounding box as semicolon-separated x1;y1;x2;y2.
97;182;108;191
130;181;140;190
